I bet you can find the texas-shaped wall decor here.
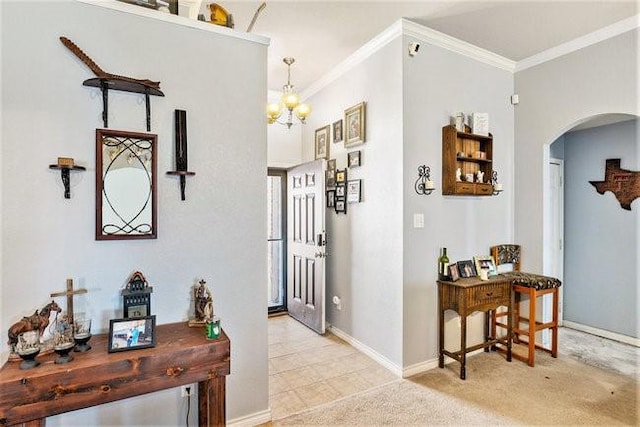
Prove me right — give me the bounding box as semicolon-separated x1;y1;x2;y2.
589;158;640;210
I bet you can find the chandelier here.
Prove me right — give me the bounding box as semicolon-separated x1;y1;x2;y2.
267;57;311;129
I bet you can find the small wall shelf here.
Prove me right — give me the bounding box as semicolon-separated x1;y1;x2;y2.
442;125;494;196
166;170;196;201
49;164;86;199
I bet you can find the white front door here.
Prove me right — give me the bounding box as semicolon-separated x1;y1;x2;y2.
287;160;326;334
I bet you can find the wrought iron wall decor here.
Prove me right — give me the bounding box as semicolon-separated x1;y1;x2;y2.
166;109;196;200
96;129;157;240
414;165;435;195
49;157;86;199
60;36;164;131
589;158;640;210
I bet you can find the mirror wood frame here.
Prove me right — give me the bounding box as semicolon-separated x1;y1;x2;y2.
96;128;157;240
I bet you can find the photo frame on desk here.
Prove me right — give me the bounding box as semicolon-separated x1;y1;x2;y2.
108;315;156;353
449;264;460;281
457;260;477;278
473;256;497;277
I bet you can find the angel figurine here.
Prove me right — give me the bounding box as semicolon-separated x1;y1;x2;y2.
456;168;462;182
194;280;213;322
476;170;485;183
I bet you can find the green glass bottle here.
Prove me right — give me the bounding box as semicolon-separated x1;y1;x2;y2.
438;248;450;280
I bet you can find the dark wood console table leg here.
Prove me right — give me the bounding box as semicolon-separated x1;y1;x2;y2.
459;305;467;380
198;376;226;427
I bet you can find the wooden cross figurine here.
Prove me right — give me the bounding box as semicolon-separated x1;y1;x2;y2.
50;278;87;326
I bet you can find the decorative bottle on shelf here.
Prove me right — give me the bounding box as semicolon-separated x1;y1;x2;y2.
438;248;450;281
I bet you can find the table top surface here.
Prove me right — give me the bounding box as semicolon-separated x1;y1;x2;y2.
0;321;229;383
438;274;511;288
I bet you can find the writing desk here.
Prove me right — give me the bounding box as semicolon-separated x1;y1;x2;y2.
0;322;230;426
437;275;512;379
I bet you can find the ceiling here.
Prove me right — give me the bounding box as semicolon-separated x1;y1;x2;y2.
219;1;638;93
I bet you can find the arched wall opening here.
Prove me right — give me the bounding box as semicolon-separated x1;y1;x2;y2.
543;112;638;344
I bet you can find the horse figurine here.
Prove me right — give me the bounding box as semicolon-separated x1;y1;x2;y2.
7;301;62;348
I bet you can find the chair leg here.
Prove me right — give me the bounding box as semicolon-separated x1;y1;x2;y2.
514;292;521;343
551;288;558;358
527;289;536;367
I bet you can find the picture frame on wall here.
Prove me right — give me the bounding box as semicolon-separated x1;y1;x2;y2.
333;120;343;143
348;150;361;168
347;179;362;203
344;102;366;147
326;169;336;187
326;190;335;208
108;315;156;353
314;125;330;160
335;168;347;184
335;199;347;214
327;158;336;171
336;185;345;197
457;260;477;278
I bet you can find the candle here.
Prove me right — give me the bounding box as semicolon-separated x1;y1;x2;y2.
425;180;435;190
494;183;503;191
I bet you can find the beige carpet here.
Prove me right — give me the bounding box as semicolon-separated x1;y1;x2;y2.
274;350;638;425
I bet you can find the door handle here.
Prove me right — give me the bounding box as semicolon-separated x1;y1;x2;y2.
314;252;327;258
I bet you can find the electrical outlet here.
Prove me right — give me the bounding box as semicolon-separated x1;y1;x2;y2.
181;386;192;397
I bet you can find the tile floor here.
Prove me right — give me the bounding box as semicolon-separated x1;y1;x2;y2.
268;314;398;420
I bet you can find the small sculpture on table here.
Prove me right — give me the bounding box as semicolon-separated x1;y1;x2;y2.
7;300;61;357
52;318;74;364
189;280;213;327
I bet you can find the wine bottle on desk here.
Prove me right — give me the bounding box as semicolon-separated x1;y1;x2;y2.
438;247;451;281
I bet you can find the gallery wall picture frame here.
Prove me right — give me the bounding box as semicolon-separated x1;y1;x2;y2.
335;199;347;214
347;179;362;203
344;102;366;147
108;315;156;353
326;169;336;187
315;125;331;160
336;185;345;197
333;120;343;143
327;159;336;171
473;256;498;277
326;190;336;208
457;260;477;278
348;150;361;168
335;168;347;184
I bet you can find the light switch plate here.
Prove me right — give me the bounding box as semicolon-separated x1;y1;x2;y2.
413;213;424;228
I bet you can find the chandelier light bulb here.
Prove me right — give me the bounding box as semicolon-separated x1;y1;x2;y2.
266;57;311;128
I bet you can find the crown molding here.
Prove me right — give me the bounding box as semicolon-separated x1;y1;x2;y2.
301;20;403;100
301;18;517;100
75;0;270;45
515;14;639;72
401;19;516;72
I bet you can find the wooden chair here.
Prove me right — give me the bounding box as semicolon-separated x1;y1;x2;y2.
490;244;561;367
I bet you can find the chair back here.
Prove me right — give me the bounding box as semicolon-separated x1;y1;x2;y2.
490;244;521;271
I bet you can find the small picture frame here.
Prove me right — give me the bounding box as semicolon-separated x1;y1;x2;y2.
347;179;362;203
327;159;336;171
449;264;460;281
335;199;347;214
335;169;347;184
314;125;330;160
336;185;345;197
457;260;477;278
326;190;335;208
108;315;156;353
332;120;343;143
326;169;336;187
473;256;498;277
348;150;361;168
344;102;366;147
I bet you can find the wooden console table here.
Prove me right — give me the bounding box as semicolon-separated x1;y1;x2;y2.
438;275;512;379
0;322;230;426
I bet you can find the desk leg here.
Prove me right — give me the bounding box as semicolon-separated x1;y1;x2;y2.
438;291;444;369
460;307;467;380
198;376;226;427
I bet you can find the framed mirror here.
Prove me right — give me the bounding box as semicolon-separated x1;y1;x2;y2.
96;129;157;240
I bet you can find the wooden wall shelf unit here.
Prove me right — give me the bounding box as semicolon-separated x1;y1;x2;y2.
442;125;494;196
0;322;230;427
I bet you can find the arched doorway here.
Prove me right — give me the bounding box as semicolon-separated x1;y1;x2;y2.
544;113;638;346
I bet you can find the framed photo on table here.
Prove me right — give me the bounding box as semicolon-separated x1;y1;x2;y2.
449;264;460;281
108;315;156;353
315;125;330;160
473;256;497;277
457;260;477;278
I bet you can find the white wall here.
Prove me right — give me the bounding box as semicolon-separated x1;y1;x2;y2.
303;37;405;368
514;29;639;273
401;35;514;368
1;1;269;423
563;120;638;338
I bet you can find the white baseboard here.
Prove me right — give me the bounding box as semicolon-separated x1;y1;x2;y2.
563;321;639;347
327;325;403;377
227;408;271;427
